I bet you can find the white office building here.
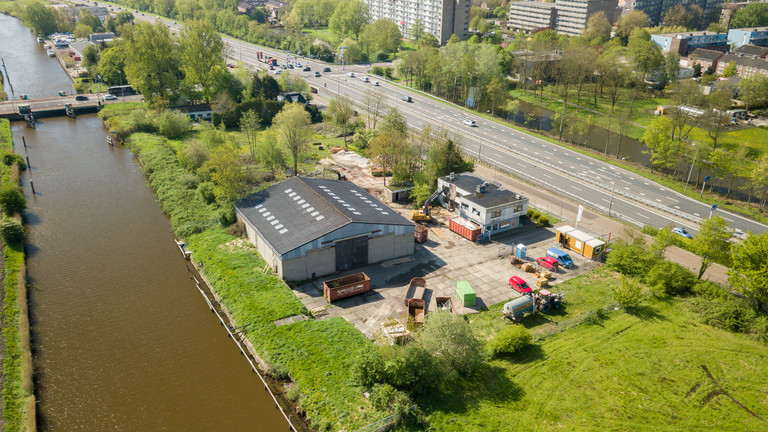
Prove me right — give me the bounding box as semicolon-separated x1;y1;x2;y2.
366;0;470;45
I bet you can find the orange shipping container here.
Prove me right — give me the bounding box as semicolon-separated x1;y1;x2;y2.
449;217;481;242
323;273;371;302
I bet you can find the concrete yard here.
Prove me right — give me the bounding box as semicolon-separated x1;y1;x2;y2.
292;222;602;339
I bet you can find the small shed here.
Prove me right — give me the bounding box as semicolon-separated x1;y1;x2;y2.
555;225;606;260
584;238;606;259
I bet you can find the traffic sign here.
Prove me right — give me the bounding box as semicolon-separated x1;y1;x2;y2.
703;175;711;182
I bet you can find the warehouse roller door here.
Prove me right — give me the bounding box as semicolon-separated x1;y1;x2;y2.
335;235;368;272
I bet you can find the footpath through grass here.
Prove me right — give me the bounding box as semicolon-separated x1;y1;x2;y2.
407;268;768;431
102;106;382;431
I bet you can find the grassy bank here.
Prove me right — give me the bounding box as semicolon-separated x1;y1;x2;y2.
408;268;768;431
101;106;383;431
0;119;35;431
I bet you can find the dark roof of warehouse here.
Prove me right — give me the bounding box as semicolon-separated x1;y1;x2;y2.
440;173;527;209
235;177;413;255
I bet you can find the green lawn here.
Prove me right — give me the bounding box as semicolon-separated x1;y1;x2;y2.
410;269;768;431
303;27;338;46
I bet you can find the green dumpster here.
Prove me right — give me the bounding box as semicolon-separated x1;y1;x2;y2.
455;280;475;307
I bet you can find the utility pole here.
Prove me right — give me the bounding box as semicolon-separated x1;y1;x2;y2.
683;144;699;194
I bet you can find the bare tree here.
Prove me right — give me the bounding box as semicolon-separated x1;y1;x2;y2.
363;89;385;129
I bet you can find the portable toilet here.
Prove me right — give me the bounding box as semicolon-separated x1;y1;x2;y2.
515;244;526;259
455;280;476;307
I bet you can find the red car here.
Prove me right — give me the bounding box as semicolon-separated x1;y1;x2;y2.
536;256;559;271
509;276;532;294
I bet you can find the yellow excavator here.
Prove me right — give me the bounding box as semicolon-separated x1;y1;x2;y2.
410;188;446;222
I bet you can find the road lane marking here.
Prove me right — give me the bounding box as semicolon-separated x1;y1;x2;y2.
637;213;649;219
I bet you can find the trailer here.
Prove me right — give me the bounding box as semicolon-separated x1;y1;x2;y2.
404;277;427;307
502;288;563;322
323;272;371;302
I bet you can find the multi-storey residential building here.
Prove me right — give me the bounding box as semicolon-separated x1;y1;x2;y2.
628;0;722;27
366;0;470;45
650;31;729;56
728;27;768;49
507;0;616;36
507;1;556;33
733;44;768;59
554;0;617;36
685;47;725;72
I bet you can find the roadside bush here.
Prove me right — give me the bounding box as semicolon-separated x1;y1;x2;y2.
645;261;696;296
0;184;26;215
606;240;658;277
531;210;541;221
384;67;394;79
692;280;730;300
2;153;26;170
371;66;385;76
527;208;534;218
641;225;659;236
351;343;387;389
197;182;216;205
612;276;643;309
0;219;24;243
535;215;550;227
489;325;532;356
157;110;192;139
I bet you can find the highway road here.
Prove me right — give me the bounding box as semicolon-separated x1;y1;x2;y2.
91;13;768;236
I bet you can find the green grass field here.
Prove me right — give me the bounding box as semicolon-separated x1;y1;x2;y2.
406;269;768;431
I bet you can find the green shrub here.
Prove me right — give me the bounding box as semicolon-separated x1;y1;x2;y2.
179;173;199;190
73;81;89;93
645;261;696;296
0;219;24;243
416;310;486;378
129;109;157;133
527;208;534;218
606;240;658;277
369;383;409;412
179;140;210;171
641;225;659;236
692;280;730;300
489;325;532;356
156;110;192;139
531;210;541;220
691;297;757;333
2;153;26;170
371;66;385;76
197;182;216;205
383;345;442;395
0;185;26;215
352;343;387;389
535;215;549;227
217;205;236;227
612;276;643;309
753;315;768;341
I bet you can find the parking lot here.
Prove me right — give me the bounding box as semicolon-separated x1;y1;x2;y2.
291;221;602;339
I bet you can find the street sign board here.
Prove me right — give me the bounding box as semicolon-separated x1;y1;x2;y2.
703;175;711;182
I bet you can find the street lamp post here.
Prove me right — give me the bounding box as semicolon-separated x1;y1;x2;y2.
683;144;699;194
118;70;126;108
608;169;618;217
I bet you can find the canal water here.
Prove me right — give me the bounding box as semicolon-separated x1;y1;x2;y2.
2;13;288;431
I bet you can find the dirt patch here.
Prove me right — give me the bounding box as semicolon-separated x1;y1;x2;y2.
319;151;384;195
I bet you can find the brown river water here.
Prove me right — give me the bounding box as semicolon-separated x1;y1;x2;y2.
2;13;289;431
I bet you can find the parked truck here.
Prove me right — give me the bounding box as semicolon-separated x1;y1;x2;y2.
501;288;563;322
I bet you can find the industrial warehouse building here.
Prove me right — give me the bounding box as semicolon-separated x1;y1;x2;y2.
234;177;415;281
437;173;529;236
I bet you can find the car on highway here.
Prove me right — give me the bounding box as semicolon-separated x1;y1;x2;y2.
104;94;117;100
672;227;693;239
227;63;235;68
323;67;331;72
296;62;302;68
464;119;476;127
75;95;89;101
360;76;369;82
314;71;321;77
303;66;311;71
373;81;380;86
273;69;282;75
347;71;355;77
402;95;412;102
287;64;293;69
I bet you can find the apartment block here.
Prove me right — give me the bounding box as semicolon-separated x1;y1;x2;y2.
507;1;556;33
728;27;768;49
650;31;729;56
508;0;616;36
629;0;722;27
366;0;470;45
